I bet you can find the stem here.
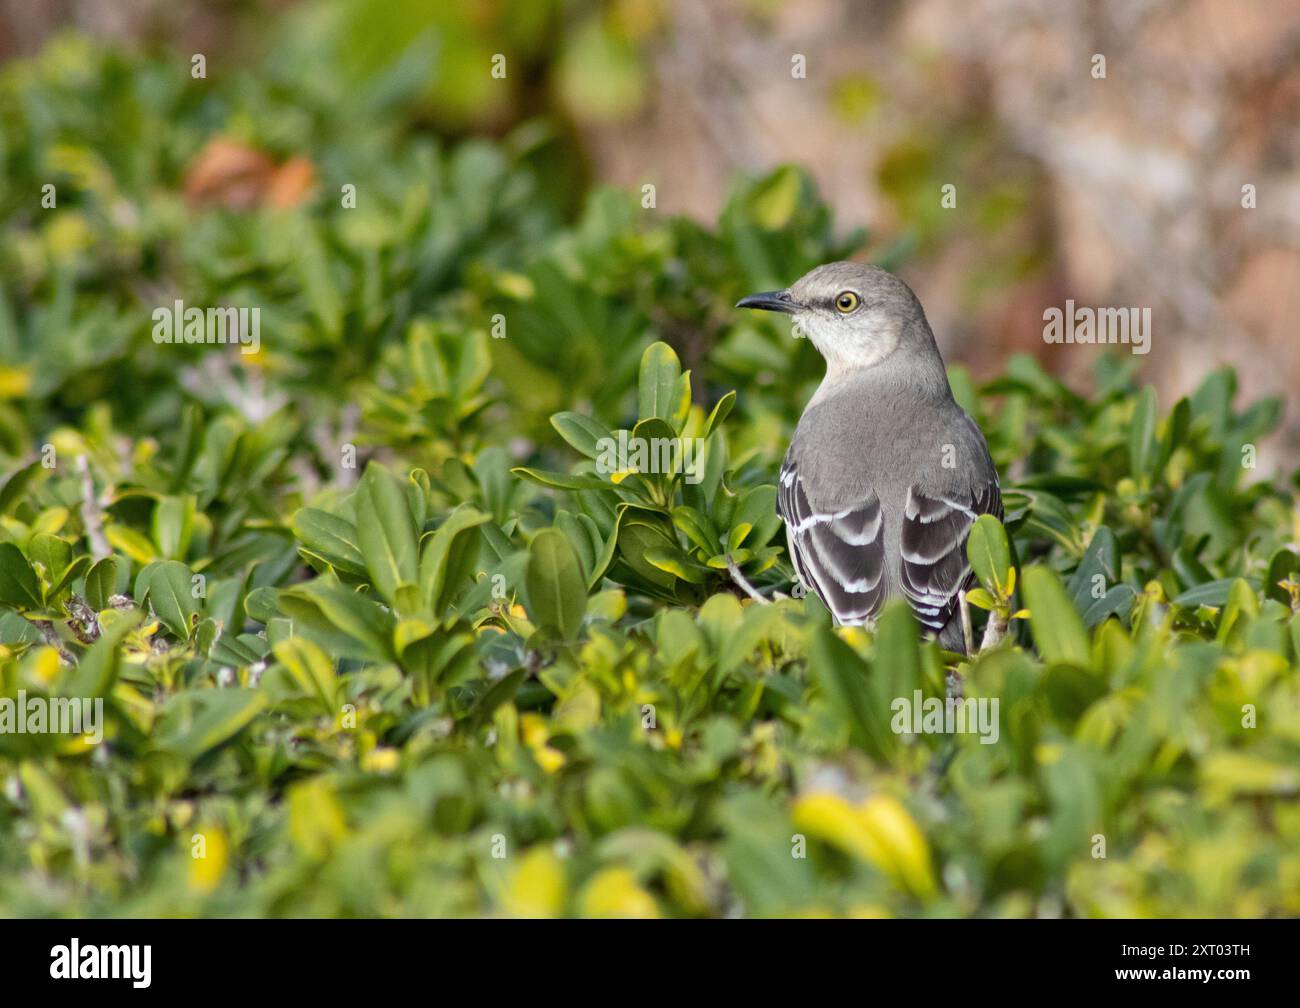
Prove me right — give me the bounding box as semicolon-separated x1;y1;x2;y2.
980;607;1009;652
77;455;110;560
958;589;974;656
31;619;76;665
726;555;769;604
64;594;100;643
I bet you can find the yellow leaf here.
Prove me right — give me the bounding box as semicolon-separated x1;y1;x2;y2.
859;795;938;901
836;625;871;650
848;903;893;919
31;647;62;686
793;792;937;901
187;824;229;894
361;747;399;774
288;779;349;860
792;792;888;866
105;524;158;565
504;847;567;918
520;713;549;748
496;272;535;300
0;366;32;399
579;867;660;918
534;745;566;774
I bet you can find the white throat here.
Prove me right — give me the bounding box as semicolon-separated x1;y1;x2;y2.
802;313;903;407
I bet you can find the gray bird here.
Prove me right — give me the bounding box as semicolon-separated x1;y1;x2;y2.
737;262;1001;652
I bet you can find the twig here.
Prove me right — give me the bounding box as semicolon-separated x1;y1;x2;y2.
76;455;110;560
64;594;100;643
958;589;974;656
980;608;1009;652
30;619;76;665
726;555;769;604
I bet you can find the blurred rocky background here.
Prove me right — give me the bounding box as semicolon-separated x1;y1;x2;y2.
3;0;1296;424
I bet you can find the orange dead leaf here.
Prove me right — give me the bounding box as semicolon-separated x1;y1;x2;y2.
184;138;316;210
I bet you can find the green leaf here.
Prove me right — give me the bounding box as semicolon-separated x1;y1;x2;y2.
155;688;266;763
637;342;682;425
45;556;90;605
874;600;922;705
1172;579;1239;608
1156;396;1190;475
644;546;708;584
83;556;120;611
615;515;680;591
1264;548;1298;607
418;506;490;614
291;508;368;577
244;586;281;624
1216;577;1259;646
273;637;339;715
210;631;267;668
967;515;1012;599
28;533;73;584
1021;564;1089;666
29;533;87;604
1081;584;1136;628
0;460;41;516
730;485;780;549
151;495;196;560
1127;386;1159;480
1038;742;1101;871
719;791;817;916
1067;526;1120;610
57;609;142;699
748;165;801;229
807;623;893;761
1042;663;1107;725
623;417;680;483
525;528;588;640
140;560;203;641
551;412;614;460
511;468;611;492
555;510;598;584
0;542;42;610
671;506;720;555
354;463;420;607
278;582;395;663
697;390;736;441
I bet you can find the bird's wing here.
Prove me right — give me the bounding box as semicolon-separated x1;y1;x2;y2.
898;477;1002;635
778;456;886;625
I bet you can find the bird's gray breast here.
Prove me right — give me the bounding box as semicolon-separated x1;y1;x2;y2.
787;378;984;584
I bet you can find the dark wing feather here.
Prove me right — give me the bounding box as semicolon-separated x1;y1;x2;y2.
778;456;886;625
898;480;1002;634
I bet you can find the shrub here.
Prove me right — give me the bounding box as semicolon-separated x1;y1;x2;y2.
1;36;1296;919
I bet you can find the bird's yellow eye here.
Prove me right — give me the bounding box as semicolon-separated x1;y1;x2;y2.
835;291;860;313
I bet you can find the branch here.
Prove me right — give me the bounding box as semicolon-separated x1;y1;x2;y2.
726;555;769;604
980;607;1009;652
77;455;110;560
31;619;76;666
958;590;974;656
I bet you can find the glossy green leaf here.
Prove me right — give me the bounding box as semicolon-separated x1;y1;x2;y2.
525;528;587;640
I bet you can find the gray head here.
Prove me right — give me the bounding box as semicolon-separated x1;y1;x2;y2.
736;262;939;375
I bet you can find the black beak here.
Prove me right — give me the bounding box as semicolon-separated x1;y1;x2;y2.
736;289;797;314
